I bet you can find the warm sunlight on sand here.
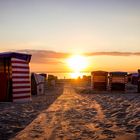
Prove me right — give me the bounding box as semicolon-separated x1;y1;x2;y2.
67;55;88;72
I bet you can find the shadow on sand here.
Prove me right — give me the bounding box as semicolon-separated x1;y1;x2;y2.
0;84;64;140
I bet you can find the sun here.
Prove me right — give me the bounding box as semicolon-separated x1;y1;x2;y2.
70;72;83;79
67;55;88;72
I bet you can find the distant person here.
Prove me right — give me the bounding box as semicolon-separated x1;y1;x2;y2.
138;69;140;93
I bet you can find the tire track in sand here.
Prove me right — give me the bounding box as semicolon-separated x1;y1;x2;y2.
13;84;124;140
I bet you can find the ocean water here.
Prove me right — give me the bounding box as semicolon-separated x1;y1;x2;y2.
46;72;91;79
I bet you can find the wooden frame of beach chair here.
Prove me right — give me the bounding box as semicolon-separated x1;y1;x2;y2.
91;71;108;91
0;52;32;102
109;72;127;92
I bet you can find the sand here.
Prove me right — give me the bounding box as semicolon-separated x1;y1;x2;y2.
11;83;140;140
0;85;63;140
79;93;140;139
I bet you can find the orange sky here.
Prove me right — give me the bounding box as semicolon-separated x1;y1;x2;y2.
0;0;140;73
25;50;140;73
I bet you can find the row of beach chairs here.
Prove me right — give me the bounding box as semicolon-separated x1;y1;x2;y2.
91;71;128;91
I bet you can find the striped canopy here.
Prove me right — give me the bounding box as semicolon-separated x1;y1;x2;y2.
0;52;31;62
110;72;127;76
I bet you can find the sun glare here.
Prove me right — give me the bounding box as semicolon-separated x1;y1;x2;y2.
67;55;88;72
70;72;83;79
66;55;89;78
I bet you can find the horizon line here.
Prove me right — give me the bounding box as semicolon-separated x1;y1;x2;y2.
31;70;138;73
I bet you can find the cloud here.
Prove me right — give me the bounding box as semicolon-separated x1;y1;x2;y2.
17;49;69;64
20;49;69;58
16;49;140;64
85;52;140;56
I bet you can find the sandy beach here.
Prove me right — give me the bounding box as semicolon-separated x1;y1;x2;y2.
77;85;140;140
9;83;140;140
0;85;63;139
1;0;140;139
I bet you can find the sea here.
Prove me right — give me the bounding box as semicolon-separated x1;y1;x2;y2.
35;72;91;79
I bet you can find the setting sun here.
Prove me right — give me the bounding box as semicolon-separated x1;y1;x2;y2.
66;55;89;79
70;72;83;79
67;55;88;72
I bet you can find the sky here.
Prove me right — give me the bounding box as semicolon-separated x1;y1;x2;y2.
0;0;140;73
